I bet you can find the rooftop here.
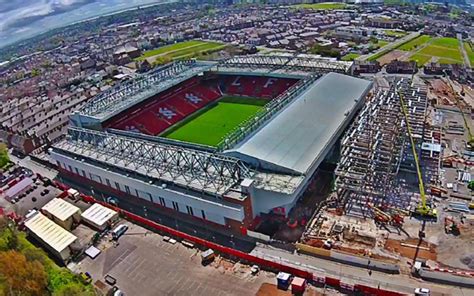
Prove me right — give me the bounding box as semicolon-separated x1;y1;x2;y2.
76;61;215;121
24;213;77;253
42;198;81;221
226;73;372;175
81;203;117;226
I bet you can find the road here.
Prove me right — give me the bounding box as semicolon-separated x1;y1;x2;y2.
8;154;58;180
252;244;474;296
358;31;420;62
458;33;471;68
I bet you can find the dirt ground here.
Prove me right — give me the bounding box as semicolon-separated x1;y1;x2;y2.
435;226;474;270
377;50;406;65
385;238;437;261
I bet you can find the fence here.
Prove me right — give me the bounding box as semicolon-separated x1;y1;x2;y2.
77;193;404;295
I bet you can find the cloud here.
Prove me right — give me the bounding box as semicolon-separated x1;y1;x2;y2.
0;0;95;31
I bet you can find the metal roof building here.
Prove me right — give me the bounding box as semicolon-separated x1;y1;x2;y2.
42;198;81;230
81;203;118;231
226;73;372;175
24;212;77;261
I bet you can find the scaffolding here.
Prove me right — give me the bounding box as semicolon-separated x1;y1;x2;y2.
335;77;431;218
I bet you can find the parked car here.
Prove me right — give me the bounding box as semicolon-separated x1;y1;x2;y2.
111;225;128;240
414;287;430;296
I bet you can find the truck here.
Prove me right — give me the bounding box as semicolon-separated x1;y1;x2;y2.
201;249;215;266
67;188;80;200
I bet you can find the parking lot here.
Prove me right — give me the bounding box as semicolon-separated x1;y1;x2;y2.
73;221;274;296
0;163;63;216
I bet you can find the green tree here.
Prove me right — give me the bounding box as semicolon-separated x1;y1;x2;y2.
5;226;19;251
31;68;41;77
0;143;9;168
0;250;48;296
468;181;474;190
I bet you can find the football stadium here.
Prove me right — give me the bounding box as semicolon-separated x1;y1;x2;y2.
51;56;372;233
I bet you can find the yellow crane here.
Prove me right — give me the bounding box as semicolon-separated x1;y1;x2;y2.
398;90;437;218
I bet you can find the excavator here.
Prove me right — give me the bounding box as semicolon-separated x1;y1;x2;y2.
398;90;437;219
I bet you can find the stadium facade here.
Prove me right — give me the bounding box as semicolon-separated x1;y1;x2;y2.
50;56;372;232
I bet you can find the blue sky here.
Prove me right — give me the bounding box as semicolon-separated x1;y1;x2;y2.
0;0;164;48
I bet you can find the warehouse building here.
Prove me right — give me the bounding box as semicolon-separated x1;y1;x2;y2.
24;212;78;262
41;198;81;230
81;203;119;231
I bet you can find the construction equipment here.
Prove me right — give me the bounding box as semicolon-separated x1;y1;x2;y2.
398;90;437;219
444;216;460;235
369;204;404;226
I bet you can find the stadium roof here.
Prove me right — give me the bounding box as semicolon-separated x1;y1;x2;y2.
76;61;215;121
53;127;252;196
42;198;80;221
24;213;77;253
219;54;352;74
226;73;372;175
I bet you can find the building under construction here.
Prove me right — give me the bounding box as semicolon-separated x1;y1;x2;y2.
335;77;438;220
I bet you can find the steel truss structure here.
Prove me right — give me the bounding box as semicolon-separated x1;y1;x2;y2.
78;60;214;120
336;77;431;218
55;127;252;196
217;75;319;151
336;84;405;218
218;55;351;74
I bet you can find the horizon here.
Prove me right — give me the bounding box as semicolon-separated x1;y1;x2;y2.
0;0;165;50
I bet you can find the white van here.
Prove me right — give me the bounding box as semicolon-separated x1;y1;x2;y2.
112;224;128;240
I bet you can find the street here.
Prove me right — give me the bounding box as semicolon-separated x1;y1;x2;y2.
252;244;473;296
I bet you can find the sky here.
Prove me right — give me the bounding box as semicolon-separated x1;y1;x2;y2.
0;0;164;48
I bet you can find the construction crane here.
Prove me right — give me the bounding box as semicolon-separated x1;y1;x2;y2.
397;90;436;218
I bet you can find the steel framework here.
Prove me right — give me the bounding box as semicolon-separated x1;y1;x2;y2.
336;77;431;218
335;84;404;218
78;60;214;120
54;127;252;196
218;55;351;74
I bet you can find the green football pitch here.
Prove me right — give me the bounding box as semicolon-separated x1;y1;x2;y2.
161;96;267;146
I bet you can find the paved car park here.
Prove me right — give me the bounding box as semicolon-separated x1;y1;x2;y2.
73;221;274;296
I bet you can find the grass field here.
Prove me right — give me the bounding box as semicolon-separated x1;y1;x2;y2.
294;2;347;9
383;30;407;38
341;53;360;61
162;96;266;146
397;35;432;51
437;58;464;65
464;42;474;65
430;37;459;49
135;40;225;62
408;53;433;66
408;37;463;66
418;45;462;61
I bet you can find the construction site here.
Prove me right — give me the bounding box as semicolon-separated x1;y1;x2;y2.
296;74;474;284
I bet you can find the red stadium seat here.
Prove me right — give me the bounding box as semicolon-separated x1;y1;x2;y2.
104;75;297;136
